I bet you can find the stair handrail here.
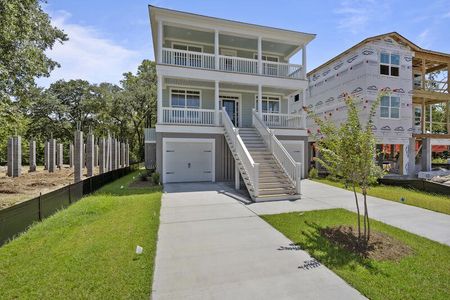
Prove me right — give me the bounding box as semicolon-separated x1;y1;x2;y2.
252;109;301;195
222;107;259;196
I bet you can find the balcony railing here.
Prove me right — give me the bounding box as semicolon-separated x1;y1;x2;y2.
219;55;257;74
262;61;303;79
262;112;304;129
161;107;216;126
161;48;304;79
162;48;215;70
144;128;156;142
413;79;448;93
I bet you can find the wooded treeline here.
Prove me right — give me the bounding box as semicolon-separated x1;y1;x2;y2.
0;0;157;164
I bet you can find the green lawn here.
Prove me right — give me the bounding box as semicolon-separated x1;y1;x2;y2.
0;171;162;299
262;209;450;300
314;178;450;215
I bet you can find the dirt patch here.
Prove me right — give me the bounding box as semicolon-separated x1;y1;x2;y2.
0;165;99;210
320;226;413;261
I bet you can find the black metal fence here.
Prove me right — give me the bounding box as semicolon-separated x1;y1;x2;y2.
0;163;140;246
378;177;450;196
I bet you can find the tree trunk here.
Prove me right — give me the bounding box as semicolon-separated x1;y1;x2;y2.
364;192;370;241
352;184;361;239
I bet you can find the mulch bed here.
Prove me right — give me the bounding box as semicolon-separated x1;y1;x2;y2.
320;225;413;261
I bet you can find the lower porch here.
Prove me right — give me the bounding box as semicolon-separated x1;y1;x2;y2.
156;77;306;130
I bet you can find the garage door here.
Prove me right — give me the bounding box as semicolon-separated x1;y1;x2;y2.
280;140;305;178
163;139;214;183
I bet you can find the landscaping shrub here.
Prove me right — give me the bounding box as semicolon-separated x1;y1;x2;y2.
151;172;160;185
308;167;319;179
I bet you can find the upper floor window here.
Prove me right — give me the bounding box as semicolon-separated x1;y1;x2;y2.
172;43;203;67
255;95;280;113
170;89;201;108
380;95;400;118
380;52;400;76
172;43;202;52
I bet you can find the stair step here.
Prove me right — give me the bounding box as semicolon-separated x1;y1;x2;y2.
254;194;301;202
259;189;295;196
259;182;293;188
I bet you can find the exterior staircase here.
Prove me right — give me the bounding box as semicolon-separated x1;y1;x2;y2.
225;127;300;202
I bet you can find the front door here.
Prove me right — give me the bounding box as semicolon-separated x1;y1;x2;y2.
221;95;239;127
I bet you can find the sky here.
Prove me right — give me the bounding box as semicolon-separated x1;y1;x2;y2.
38;0;450;87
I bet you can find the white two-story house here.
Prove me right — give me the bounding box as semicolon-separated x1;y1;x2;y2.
302;32;449;176
145;6;315;201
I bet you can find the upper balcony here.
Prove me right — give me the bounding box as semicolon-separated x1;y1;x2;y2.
149;6;315;81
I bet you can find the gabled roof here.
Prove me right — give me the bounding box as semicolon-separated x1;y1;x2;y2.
307;32;450;76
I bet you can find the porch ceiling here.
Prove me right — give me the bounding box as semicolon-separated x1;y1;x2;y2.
163;77;296;96
164;25;298;57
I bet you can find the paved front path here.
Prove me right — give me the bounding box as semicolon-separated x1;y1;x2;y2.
152;183;365;300
248;180;450;246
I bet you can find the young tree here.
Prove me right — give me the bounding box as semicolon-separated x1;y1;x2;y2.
308;94;384;244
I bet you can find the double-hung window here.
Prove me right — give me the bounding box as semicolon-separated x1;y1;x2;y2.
255;95;280;113
170;89;201;123
255;54;279;76
380;52;400;76
170;89;201;108
380;95;400;118
172;43;203;67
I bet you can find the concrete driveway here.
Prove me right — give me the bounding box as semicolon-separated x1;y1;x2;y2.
151;182;365;300
248;180;450;246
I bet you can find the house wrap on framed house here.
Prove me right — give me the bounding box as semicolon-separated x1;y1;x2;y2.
144;6;315;201
302;32;450;176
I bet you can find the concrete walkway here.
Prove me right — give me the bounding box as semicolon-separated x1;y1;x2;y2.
248;180;450;246
152;183;365;300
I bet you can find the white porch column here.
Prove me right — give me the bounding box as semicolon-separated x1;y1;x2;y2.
257;36;262;75
258;84;263;118
215;80;220;125
157;20;163;64
157;75;163;124
215;30;219;70
302;45;307;79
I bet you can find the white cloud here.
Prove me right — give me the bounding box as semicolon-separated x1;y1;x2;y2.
37;10;143;87
417;29;432;49
334;0;386;34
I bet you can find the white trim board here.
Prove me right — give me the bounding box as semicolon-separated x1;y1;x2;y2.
162;137;216;183
156;124;224;134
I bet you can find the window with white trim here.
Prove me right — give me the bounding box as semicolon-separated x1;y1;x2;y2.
255;95;280;113
380;95;400;118
170;89;201;108
172;43;202;52
380;52;400;76
172;43;203;67
254;54;279;76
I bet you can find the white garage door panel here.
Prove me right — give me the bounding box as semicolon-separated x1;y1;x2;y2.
280;141;305;178
164;141;214;183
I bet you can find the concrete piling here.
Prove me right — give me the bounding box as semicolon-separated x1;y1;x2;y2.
56;143;63;169
29;139;36;172
86;133;94;177
48;139;56;173
99;137;106;174
69;143;74;168
94;144;99;167
126;142;130;167
7;136;22;177
111;138;117;170
44;141;49;170
74;131;83;182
